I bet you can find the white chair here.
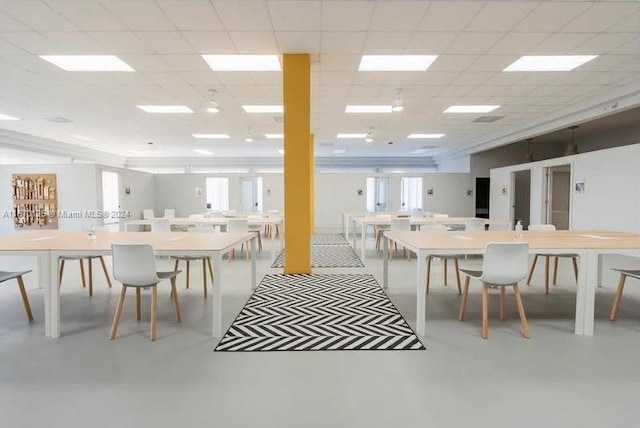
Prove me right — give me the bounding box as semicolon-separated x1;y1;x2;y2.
458;242;530;339
247;215;264;252
488;222;511;231
526;224;578;294
265;210;280;238
433;213;449;219
109;244;182;341
465;218;486;231
374;214;392;251
163;209;175;218
227;218;250;261
388;218;411;261
0;270;34;323
150;218;170;233
610;269;640;321
142;209;155;220
420;224;462;295
58;254;112;297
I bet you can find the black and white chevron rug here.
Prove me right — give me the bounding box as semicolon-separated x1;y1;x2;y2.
311;233;350;245
215;274;425;352
271;245;364;268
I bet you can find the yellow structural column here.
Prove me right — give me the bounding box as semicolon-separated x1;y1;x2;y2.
310;133;315;234
283;54;311;274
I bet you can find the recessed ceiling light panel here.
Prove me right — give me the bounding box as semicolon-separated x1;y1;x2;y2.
337;133;367;138
137;105;194;113
444;105;500;113
345;105;392;113
265;134;284;139
0;113;20;121
194;149;214;155
503;55;598;72
202;55;281;71
192;134;230;139
242;105;284;113
358;55;438;71
40;55;135;72
407;134;445;139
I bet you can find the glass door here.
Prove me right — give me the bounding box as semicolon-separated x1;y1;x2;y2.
240;177;263;212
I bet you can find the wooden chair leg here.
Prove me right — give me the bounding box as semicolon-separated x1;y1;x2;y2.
202;258;207;299
16;276;34;323
58;259;65;288
499;286;506;321
458;276;470;321
454;259;462;295
444;258;448;285
109;286;127;340
150;286;158;341
572;257;579;283
375;229;381;251
229;248;235;262
99;256;112;288
553;256;559;285
88;257;93;297
526;254;538;285
171;277;182;322
425;257;432;294
185;260;190;289
609;273;627;321
136;288;141;321
544;256;550;294
513;284;530;339
79;259;86;288
481;283;489;339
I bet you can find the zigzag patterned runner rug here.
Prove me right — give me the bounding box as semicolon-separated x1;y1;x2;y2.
311;233;350;245
271;246;364;268
215;274;425;352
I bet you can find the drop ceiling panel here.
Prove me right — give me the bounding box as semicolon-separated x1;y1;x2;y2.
0;1;77;31
135;32;195;54
571;32;639;55
213;1;273;31
445;33;505;55
609;37;640;55
182;31;236;53
363;32;412;53
268;1;321;32
488;33;550;55
276;31;321;54
228;31;278;53
368;1;430;32
607;12;640;33
0;11;29;31
404;32;457;54
0;38;24;54
428;55;479;72
464;2;537;32
530;32;596;54
48;1;126;31
317;54;361;71
157;0;225;31
561;3;640;33
466;55;519;72
514;2;591;33
102;0;176;31
320;1;374;32
89;31;154;54
321;32;366;54
417;2;483;32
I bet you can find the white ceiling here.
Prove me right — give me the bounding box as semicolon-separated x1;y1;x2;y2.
0;0;638;164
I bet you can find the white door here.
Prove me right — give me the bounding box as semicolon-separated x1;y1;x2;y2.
545;165;571;230
240;178;263;212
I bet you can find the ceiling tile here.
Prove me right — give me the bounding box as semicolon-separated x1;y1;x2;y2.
562;2;640;33
48;0;126;31
466;55;519;72
450;72;493;86
417;2;483;32
0;31;104;54
318;54;360;72
363;32;412;53
571;32;639;55
437;85;474;97
428;55;478;72
319;72;354;86
404;32;457;54
276;31;321;54
161;54;210;72
250;72;282;85
607;12;640;33
321;1;374;31
0;38;23;53
514;2;591;33
0;10;31;31
228;31;278;53
182;31;236;53
213;0;273;31
609;37;640;55
467;85;509;97
445;33;504;55
530;33;596;54
321;32;366;54
487;33;549;55
268;1;321;31
118;55;172;72
102;0;176;31
89;31;154;54
465;2;537;32
157;0;224;31
178;71;222;85
135;31;195;54
0;1;77;31
369;1;430;32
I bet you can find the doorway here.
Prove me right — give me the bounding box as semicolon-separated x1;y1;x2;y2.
101;171;120;225
512;170;531;230
545;165;571;229
240;177;263;212
366;177;389;212
475;177;490;218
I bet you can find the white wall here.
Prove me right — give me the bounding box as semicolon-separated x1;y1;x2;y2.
97;166;155;225
0;163;99;234
437;155;470;173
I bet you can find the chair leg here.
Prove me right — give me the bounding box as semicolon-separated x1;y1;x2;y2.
58;259;65;287
150;286;158;341
207;258;214;284
572;257;579;283
375;229;381;251
202;259;207;299
499;286;506;321
444;258;448;285
186;260;190;289
88;257;93;297
16;276;34;323
109;286;127;340
79;259;86;288
458;276;470;321
526;254;538;285
553;256;559;285
99;256;112;288
171;277;182;322
454;259;462;295
425;257;432;294
481;283;489;339
136;288;141;321
513;284;530;339
609;273;627;321
544;256;550;294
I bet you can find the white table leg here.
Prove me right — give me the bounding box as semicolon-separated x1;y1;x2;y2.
250;237;257;290
343;214;348;238
416;249;426;336
38;252;52;337
50;251;60;338
575;250;597;336
360;220;366;259
382;235;389;289
351;218;357;248
212;251;223;337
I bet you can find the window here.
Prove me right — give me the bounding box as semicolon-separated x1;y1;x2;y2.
400;177;423;211
206;177;229;211
101;171;120;224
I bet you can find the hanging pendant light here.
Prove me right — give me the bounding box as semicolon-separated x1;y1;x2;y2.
206;89;219;113
365;127;374;143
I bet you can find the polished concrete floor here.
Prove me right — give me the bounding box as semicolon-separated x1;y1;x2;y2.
0;236;639;428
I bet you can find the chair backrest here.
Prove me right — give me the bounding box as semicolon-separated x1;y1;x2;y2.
227;218;248;233
528;224;556;231
390;218;411;232
481;242;530;285
465;218;486;231
163;208;175;218
488;222;511;231
420;224;449;232
142;209;155;220
150;218;171;233
111;244;159;286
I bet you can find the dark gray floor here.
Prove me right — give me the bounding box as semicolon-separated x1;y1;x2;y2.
1;237;639;428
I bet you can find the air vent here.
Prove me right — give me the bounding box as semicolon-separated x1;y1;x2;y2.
272;115;284;124
47;116;73;123
473;115;504;123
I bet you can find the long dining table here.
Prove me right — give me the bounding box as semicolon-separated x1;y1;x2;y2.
382;230;640;337
0;230;257;339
